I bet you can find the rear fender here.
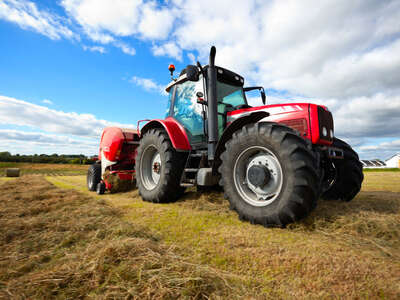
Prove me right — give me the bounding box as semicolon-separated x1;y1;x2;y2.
212;111;269;174
140;117;191;151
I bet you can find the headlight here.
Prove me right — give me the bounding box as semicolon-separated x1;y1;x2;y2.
322;126;327;137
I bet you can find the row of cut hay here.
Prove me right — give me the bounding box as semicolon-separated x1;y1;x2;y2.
0;176;261;299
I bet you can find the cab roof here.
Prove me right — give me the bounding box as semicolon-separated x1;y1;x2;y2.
165;65;245;93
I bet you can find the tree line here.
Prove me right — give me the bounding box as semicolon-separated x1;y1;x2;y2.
0;152;96;164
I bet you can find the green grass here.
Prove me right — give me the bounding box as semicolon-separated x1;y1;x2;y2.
363;168;400;172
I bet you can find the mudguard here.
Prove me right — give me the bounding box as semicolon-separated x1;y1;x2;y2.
140;117;191;151
212;111;269;173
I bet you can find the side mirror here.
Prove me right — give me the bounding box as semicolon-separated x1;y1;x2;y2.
186;65;200;81
243;86;267;105
261;88;266;105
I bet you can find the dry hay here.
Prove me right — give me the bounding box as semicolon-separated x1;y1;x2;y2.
0;176;256;299
5;168;20;177
104;170;136;193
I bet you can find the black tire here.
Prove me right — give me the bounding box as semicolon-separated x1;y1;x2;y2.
219;122;319;227
87;163;101;191
322;138;363;202
96;182;105;194
135;129;186;203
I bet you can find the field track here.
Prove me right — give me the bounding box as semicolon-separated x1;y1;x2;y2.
0;170;399;298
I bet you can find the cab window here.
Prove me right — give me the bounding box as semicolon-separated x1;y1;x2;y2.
217;81;246;107
173;78;205;144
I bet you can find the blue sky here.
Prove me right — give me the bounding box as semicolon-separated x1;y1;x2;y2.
0;5;186;123
0;0;399;159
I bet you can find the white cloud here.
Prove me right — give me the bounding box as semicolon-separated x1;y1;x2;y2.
130;76;166;95
0;0;136;56
114;41;136;56
42;99;53;105
61;0;142;37
83;45;106;54
0;0;79;40
137;2;175;39
0;133;98;155
152;42;182;61
331;94;400;139
356;139;400;160
60;0;174;55
165;0;400;100
0;129;97;147
187;52;196;64
0;95;135;138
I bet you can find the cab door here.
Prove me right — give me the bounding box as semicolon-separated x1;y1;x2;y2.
171;76;206;145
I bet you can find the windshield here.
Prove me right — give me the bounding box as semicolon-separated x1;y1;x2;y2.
217;81;246;107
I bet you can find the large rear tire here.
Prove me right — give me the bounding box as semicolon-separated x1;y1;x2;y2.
87;163;101;191
219;122;319;227
136;129;186;203
322;138;363;202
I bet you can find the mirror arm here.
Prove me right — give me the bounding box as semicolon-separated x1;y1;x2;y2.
243;86;267;105
197;61;205;76
243;86;263;92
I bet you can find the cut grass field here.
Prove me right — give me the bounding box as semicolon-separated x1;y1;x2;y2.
1;168;399;298
0;162;87;177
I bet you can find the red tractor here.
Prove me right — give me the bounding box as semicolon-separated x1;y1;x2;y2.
87;46;363;227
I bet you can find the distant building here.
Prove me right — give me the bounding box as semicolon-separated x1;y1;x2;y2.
360;159;387;168
385;153;400;168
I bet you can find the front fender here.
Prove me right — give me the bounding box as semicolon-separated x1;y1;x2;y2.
140;117;191;151
212;111;269;174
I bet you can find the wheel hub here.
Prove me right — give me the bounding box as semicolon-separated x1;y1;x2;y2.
233;146;283;207
247;165;271;187
153;162;161;174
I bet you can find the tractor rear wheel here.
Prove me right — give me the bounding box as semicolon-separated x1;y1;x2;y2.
219;122;318;227
136;129;186;203
87;163;101;191
322;138;363;202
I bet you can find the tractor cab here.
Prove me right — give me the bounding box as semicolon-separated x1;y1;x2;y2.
165;64;265;146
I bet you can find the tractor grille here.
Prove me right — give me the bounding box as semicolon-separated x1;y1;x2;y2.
282;118;308;137
317;106;334;142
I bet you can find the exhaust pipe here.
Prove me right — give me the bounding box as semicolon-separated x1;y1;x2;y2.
207;46;218;160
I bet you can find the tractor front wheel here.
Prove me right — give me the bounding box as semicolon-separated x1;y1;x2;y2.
219;122;318;227
136;129;186;203
322;138;363;202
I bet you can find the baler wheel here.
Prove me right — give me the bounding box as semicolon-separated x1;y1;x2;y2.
96;182;106;195
322;138;363;202
136;129;186;203
87;163;101;191
219;122;318;227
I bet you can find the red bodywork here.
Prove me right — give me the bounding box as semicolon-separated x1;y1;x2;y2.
99;127;139;189
98;103;333;191
227;103;333;146
100;127;139;162
140;117;191;150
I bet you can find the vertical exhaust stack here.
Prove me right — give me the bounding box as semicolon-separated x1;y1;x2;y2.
207;46;218;160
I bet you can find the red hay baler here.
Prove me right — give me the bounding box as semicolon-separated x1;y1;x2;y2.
87;46;363;227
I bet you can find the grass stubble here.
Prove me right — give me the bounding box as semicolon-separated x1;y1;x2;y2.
0;171;399;298
0;176;254;299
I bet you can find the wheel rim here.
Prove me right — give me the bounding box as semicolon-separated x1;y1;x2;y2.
233;146;283;207
141;144;162;190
